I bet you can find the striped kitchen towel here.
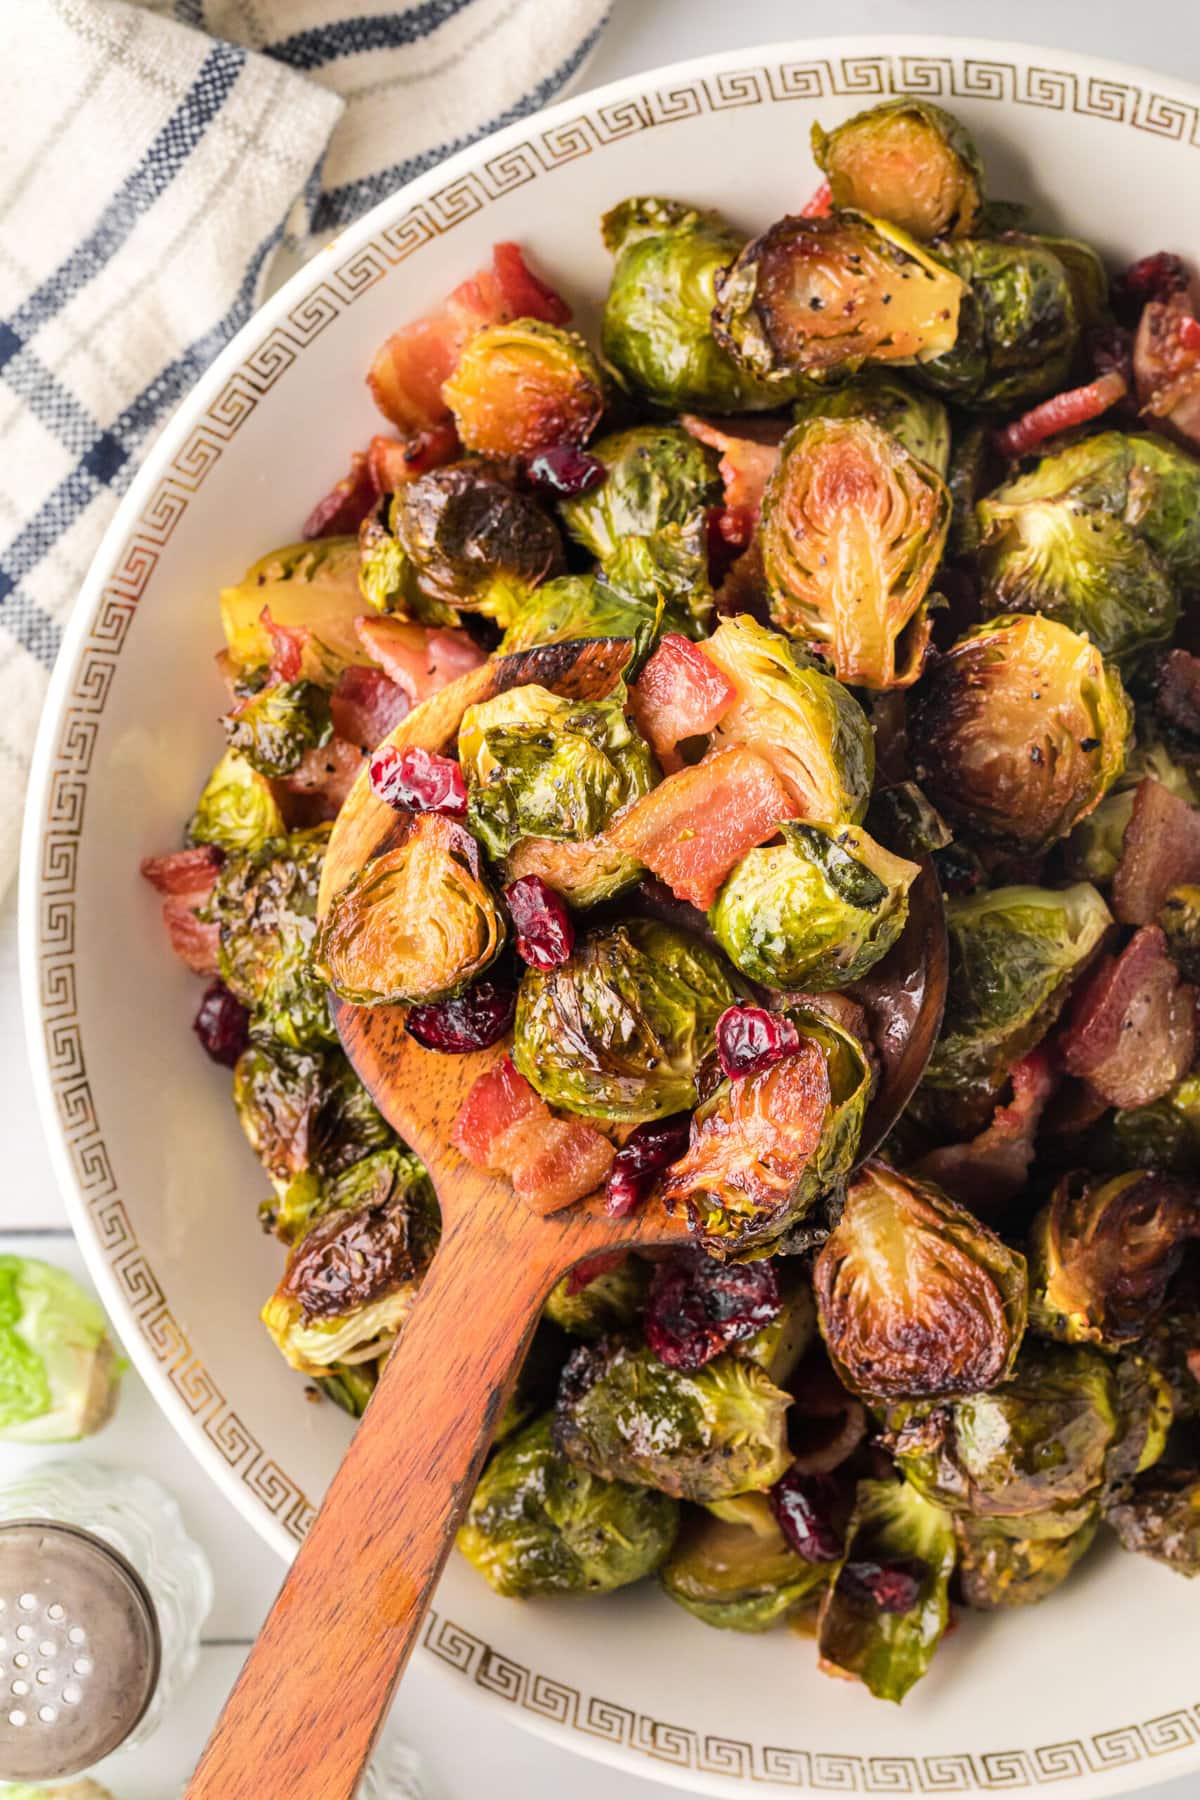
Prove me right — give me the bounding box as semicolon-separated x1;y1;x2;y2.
0;0;611;896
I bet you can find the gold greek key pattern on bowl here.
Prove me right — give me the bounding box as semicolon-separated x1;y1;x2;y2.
34;48;1200;1790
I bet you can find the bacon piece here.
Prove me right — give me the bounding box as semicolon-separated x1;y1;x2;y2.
261;608;307;684
1135;293;1200;450
681;415;785;518
453;1057;542;1164
366;423;459;495
276;736;366;822
606;744;798;911
995;371;1127;460
356;617;486;704
161;903;219;975
329;665;411;751
916;1047;1056;1213
1155;648;1200;740
452;1056;612;1212
801;180;833;219
1113;778;1200;926
302;451;377;540
140;844;223;901
1057;925;1196;1110
629;634;736;767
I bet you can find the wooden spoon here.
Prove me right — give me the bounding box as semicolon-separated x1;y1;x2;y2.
185;637;947;1800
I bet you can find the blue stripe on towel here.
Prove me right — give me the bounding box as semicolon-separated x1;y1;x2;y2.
267;0;476;72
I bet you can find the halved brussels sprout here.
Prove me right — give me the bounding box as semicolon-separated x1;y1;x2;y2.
917;238;1078;409
1106;1470;1200;1576
458;1412;678;1596
703;614;874;822
812;99;984;241
388;463;563;617
545;1254;650;1339
661;1494;829;1630
233;1038;391;1201
512;919;739;1122
908;615;1131;851
210;826;336;1048
223;680;333;779
710;820;918;990
1105;1351;1174;1492
761;416;950;689
814;1162;1028;1402
560;424;722;560
554;1340;792;1501
459;682;656;860
712;213;966;384
315;814;505;1006
600;511;713;636
441;319;604;459
955;1506;1099;1610
792;370;951;477
817;1477;956;1703
188;747;286;855
220;536;366;672
497;574;665;660
503;831;641;910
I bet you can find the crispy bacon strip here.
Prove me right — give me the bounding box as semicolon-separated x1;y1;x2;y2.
276;737;366;824
329;665;411;751
141;846;224;976
356;617;486;703
801;180;833;218
681;414;785;518
628;634;736;767
1057;925;1196;1110
301;451;377;540
1155;648;1200;741
453;1056;613;1213
1113;778;1200;926
995;371;1127;460
916;1047;1056;1213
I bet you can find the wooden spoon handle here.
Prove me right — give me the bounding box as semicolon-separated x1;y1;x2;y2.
184;1180;558;1800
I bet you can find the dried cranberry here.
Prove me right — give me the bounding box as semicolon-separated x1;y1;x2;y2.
840;1557;926;1614
1087;324;1134;390
705;505;752;585
192;981;250;1067
405;979;517;1054
932;842;985;897
1112;251;1190;324
604;1114;692;1218
369;744;466;814
504;875;574;969
645;1249;780;1370
715;1004;800;1079
769;1469;845;1564
527;445;606;497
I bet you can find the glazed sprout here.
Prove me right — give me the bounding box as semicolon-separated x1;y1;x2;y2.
710;819;918;990
210;826;337;1049
599;511;713;635
188;747;286;855
711;212;966;385
954;1507;1100;1610
498;573;667;661
222;680;333;780
761;416;950;689
503;831;642;910
554;1339;792;1502
512;919;739;1123
1028;1171;1200;1350
1106;1470;1200;1577
220;536;364;672
233;1038;391;1198
811;99;984;241
0;1256;122;1443
559;423;722;561
816;1477;956;1703
814;1162;1028;1402
545;1254;650;1339
1161;885;1200;981
918;237;1079;410
441;319;604;460
661;1494;830;1631
908;615;1131;851
1028;234;1110;330
792;370;951;477
387;462;563;617
316;814;505;1007
458;1413;678;1597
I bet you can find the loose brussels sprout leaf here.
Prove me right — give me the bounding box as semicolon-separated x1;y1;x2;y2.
504;831;642;910
555;1340;791;1502
922;883;1111;1104
498;573;666;662
545;1255;650;1339
712;213;966;384
223;680;334;779
220;536;366;671
210;826;336;1049
908;615;1131;851
315;814;505;1006
661;1494;830;1630
814;1162;1028;1402
0;1256;121;1443
812;99;984;241
662;1005;870;1257
792;370;951;477
390;463;563;616
442;319;604;459
600;199;782;412
703;614;874;822
711;819;917;990
955;1506;1099;1609
560;424;722;560
513;919;739;1122
1029;1171;1200;1350
233;1038;392;1205
817;1477;955;1703
1107;1066;1200;1176
459;1413;678;1596
917;238;1078;409
761;416;949;689
188;747;286;855
1106;1470;1200;1576
459;683;656;861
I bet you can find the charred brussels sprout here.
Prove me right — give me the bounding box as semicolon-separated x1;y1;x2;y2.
210;827;335;1048
220;536;365;671
792;370;951;477
545;1255;650;1339
1106;1470;1200;1576
661;1494;829;1630
315;814;505;1006
814;1162;1028;1402
812;99;984;241
955;1507;1099;1609
188;748;285;855
233;1038;391;1201
761;416;950;689
388;463;563;618
817;1477;956;1703
1105;1351;1173;1492
222;680;333;779
711;820;918;990
917;238;1078;409
498;573;666;660
458;1413;677;1596
442;319;604;460
908;616;1130;851
513;919;739;1122
559;424;721;561
712;213;966;385
554;1340;791;1501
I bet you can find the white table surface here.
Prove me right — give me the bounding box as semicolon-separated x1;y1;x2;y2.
3;0;1199;1792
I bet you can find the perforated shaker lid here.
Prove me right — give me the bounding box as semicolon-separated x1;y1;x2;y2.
0;1520;161;1780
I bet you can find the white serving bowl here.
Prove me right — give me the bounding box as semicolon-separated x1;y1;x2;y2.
20;35;1200;1798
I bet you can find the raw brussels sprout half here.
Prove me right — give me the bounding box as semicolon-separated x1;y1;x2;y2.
513;919;740;1122
917;237;1078;409
661;1494;829;1631
458;1413;678;1596
188;748;285;855
554;1339;792;1502
545;1255;650;1339
559;424;722;561
710;819;918;991
955;1507;1099;1610
386;462;563;619
792;370;951;477
222;679;334;779
0;1257;122;1444
220;536;365;672
1106;1470;1200;1577
761;416;950;689
210;826;336;1049
442;319;605;459
812;99;984;241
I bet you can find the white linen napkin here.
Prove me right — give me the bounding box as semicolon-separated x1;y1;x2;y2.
0;0;611;895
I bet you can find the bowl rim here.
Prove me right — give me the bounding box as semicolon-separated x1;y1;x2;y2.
19;31;1200;1797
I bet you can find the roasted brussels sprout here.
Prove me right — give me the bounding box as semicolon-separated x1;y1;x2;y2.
458;683;656;860
1160;884;1200;980
1106;1469;1200;1576
233;1038;391;1204
545;1254;650;1339
559;424;722;560
210;826;336;1048
513;919;737;1122
817;1477;956;1703
0;1256;121;1443
600;511;713;635
661;1494;829;1630
554;1339;791;1502
458;1413;678;1596
503;830;642;910
792;370;951;477
1062;735;1196;886
386;462;563;617
908;615;1130;851
761;416;949;689
316;1362;377;1418
222;680;333;779
220;536;365;671
441;320;604;459
811;99;984;240
498;573;664;660
814;1162;1028;1402
946;418;990;557
712;213;966;385
1104;1351;1173;1492
315;814;505;1006
1106;1067;1200;1176
917;237;1078;409
188;748;285;855
1027;234;1110;330
738;1267;818;1385
711;820;918;990
954;1506;1099;1610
